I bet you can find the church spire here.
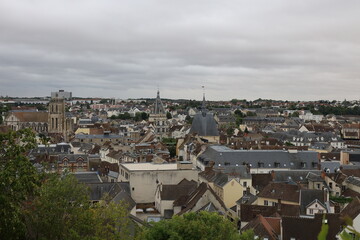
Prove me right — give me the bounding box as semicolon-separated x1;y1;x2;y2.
154;89;165;114
201;86;207;116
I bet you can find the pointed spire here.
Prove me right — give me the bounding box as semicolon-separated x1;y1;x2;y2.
154;90;165;114
201;86;207;116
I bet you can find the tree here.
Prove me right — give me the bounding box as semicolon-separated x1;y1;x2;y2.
25;173;93;240
185;115;193;124
137;211;250;240
166;112;172;119
0;129;40;239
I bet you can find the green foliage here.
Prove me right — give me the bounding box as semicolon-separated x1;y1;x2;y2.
25;173;92;240
185;115;193;124
137;211;248;240
317;216;329;240
330;196;353;204
162;138;177;158
134;112;149;121
0;129;39;239
1;129;135;240
166;112;172;119
245;111;257;117
227;127;235;136
339;216;360;240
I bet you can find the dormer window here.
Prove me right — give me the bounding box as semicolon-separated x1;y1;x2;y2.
258;162;264;168
301;162;307;168
274;162;280;168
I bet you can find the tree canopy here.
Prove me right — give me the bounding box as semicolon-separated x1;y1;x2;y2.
137;211;254;240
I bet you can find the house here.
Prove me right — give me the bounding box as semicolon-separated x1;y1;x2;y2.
242;215;281;240
118;162;198;203
154;179;198;218
197;145;319;173
282;214;343;240
174;182;228;217
199;165;253;208
256;182;300;206
339;197;360;237
342;123;360;140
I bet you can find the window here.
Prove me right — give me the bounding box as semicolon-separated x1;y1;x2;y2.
317;183;321;189
310;209;313;214
243;181;247;187
329;182;333;189
264;200;268;206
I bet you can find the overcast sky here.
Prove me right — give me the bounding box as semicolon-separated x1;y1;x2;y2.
0;0;360;101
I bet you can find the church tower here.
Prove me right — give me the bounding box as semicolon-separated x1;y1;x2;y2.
48;91;73;141
149;90;169;138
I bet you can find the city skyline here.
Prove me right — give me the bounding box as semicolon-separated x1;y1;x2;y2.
1;0;360;101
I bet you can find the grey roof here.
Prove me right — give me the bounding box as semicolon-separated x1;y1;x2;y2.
153;90;165;114
306;172;324;182
300;189;325;214
198;145;319;170
74;172;102;184
320;162;341;173
273;170;321;183
86;182;131;202
189;112;219;136
30;143;72;155
58;154;88;163
346;176;360;187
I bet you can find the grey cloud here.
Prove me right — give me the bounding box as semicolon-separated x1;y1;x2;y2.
0;0;360;100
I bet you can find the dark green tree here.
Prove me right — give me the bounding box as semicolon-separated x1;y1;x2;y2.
166;112;172;119
0;129;39;239
137;211;252;240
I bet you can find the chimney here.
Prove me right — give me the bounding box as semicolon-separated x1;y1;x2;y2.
321;170;326;179
277;199;282;211
271;170;275;181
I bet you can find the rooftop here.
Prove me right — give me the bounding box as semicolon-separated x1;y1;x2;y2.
121;162;179;171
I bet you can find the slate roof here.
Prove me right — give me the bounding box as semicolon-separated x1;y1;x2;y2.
282;214;343;240
346;176;360;187
159;179;197;201
240;204;299;222
176;182;227;215
257;182;300;203
299;189;325;214
198;145;318;170
272;170;321;183
74;172;102;184
189;112;219;136
340;197;360;220
242;215;280;240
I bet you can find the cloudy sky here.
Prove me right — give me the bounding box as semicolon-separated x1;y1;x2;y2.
0;0;360;100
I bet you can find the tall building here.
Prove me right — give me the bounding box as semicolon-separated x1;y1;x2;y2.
149;90;169;138
48;92;73;141
189;93;219;143
51;90;72;100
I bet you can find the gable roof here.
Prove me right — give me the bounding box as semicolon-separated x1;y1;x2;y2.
9;111;48;122
300;189;325;214
159;179;197;201
242;215;280;240
341;197;360;220
282;214;343;240
258;182;300;203
176;182;227;215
